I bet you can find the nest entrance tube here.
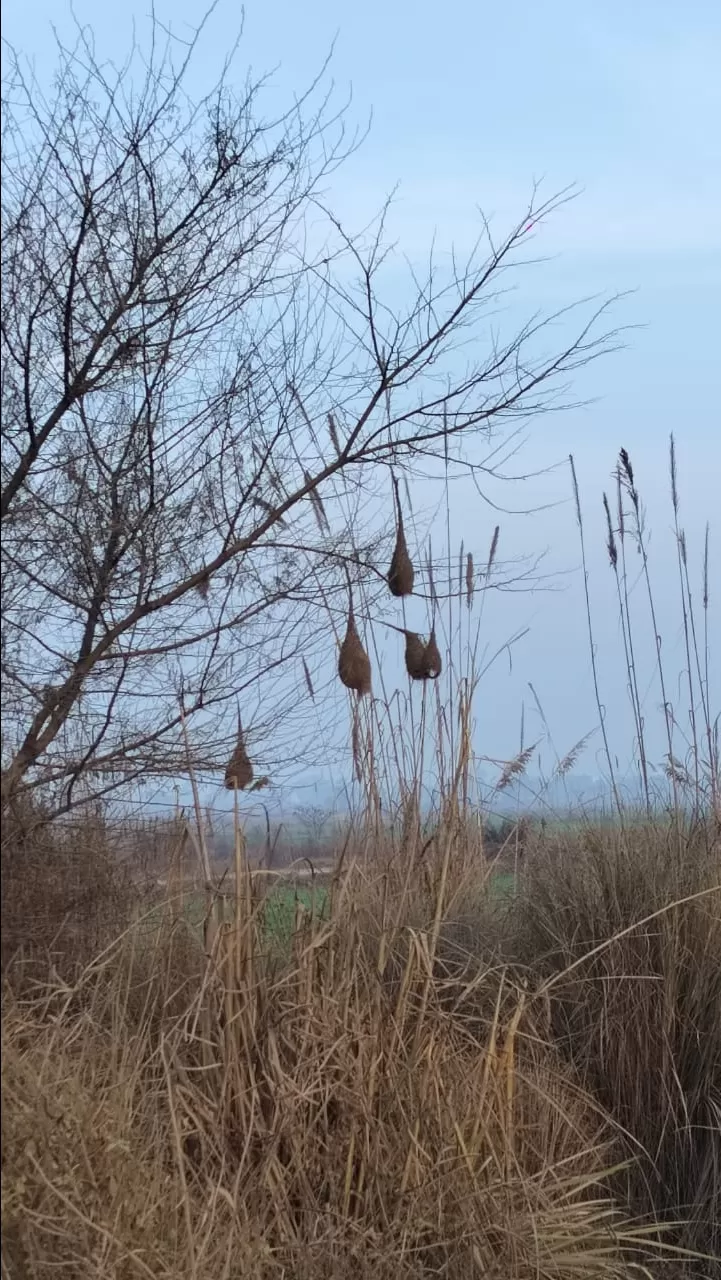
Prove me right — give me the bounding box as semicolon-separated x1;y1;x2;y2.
338;595;372;697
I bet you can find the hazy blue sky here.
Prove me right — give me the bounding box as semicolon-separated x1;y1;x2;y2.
4;0;719;808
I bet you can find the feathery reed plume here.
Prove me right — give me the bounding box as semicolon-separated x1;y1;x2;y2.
304;469;330;534
387;474;414;597
465;552;474;608
619;447;634;487
302;658;315;701
602;493;617;569
670;432;679;515
224;710;254;790
619;447;640;514
338;590;372;697
487;525;500;576
351;707;363;782
426;539;437;606
665;754;691;787
555;733;591;778
327;411;341;457
497;743;536;791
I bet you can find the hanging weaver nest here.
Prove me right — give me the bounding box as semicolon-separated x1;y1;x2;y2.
224;713;254;790
404;629;443;681
387;475;414;597
404;630;427;680
423;628;442;679
338;597;372;697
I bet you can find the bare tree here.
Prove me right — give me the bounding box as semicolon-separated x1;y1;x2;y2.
1;10;619;818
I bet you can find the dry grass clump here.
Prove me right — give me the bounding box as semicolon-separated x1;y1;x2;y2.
1;845;671;1280
0;801;137;980
505;819;721;1272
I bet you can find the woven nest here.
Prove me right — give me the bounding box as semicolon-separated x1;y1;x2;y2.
388;522;414;597
387;480;414;597
338;605;372;696
423;628;442;679
404;630;428;680
224;719;254;790
404;629;443;681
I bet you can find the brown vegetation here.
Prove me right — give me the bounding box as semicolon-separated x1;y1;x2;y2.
2;813;718;1278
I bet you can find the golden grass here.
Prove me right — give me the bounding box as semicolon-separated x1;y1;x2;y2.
504;821;721;1268
3;821;717;1278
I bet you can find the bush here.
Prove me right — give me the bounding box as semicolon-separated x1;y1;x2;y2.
1;802;136;980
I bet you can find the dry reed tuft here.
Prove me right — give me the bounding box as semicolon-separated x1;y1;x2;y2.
327;410;341;456
302;656;315;700
465;551;474;607
224;713;254;790
304;468;331;534
338;598;372;696
497;743;537;790
0;804;180;979
387;475;414;597
504;821;721;1272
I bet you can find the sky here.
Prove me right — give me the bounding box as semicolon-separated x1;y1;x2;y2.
3;0;720;812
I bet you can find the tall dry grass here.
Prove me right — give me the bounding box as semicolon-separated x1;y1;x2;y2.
2;444;719;1277
1;843;686;1280
502;820;721;1268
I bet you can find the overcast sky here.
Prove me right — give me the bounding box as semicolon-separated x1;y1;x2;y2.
4;0;719;811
